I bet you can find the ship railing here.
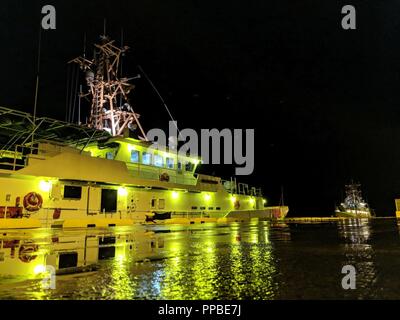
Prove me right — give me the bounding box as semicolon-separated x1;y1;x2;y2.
0;145;40;171
0;143;74;171
126;162;198;186
221;178;263;197
13;144;50;170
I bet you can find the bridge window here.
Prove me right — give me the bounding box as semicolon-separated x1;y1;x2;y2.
130;150;140;163
166;157;174;169
142;152;152;165
154;155;164;167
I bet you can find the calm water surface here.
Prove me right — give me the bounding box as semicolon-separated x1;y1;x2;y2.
1;218;400;299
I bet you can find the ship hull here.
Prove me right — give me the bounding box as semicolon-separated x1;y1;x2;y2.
0;208;289;229
0;173;288;229
335;211;371;218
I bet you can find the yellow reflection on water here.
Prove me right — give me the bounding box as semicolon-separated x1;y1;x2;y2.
159;228;219;299
159;238;185;299
229;241;246;298
229;221;277;299
0;223;281;300
110;258;135;299
190;239;217;299
248;234;276;299
108;241;135;300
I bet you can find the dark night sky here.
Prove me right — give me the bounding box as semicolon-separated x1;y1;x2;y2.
2;0;400;216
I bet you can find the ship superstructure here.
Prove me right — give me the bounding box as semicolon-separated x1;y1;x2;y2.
335;183;372;218
0;33;288;229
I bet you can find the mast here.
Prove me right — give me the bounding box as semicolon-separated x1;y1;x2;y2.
32;22;42;148
344;183;363;215
70;31;147;139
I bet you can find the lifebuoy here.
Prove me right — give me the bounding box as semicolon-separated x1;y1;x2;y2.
234;199;240;210
19;243;39;263
160;172;170;182
23;192;43;212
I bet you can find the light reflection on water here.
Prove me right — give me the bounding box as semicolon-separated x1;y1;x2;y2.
1;218;400;299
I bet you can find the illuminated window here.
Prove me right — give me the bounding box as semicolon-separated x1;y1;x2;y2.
130;150;139;163
158;199;165;209
166;157;174;169
142;152;152;165
106;152;114;160
154;154;164;167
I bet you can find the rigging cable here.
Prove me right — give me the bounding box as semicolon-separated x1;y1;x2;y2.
137;65;181;139
65;63;71;122
32;21;42;147
67;64;75;122
71;64;80;123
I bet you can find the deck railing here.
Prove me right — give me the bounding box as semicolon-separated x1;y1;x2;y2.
125;162;198;186
221;178;263;197
0;144;48;171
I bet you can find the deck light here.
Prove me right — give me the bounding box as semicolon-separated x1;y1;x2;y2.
118;187;128;196
34;264;46;274
39;180;51;192
172;191;179;199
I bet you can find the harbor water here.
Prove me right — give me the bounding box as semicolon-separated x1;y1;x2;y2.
0;218;399;300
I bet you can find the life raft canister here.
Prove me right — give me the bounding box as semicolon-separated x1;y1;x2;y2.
234;199;240;210
23;192;43;212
